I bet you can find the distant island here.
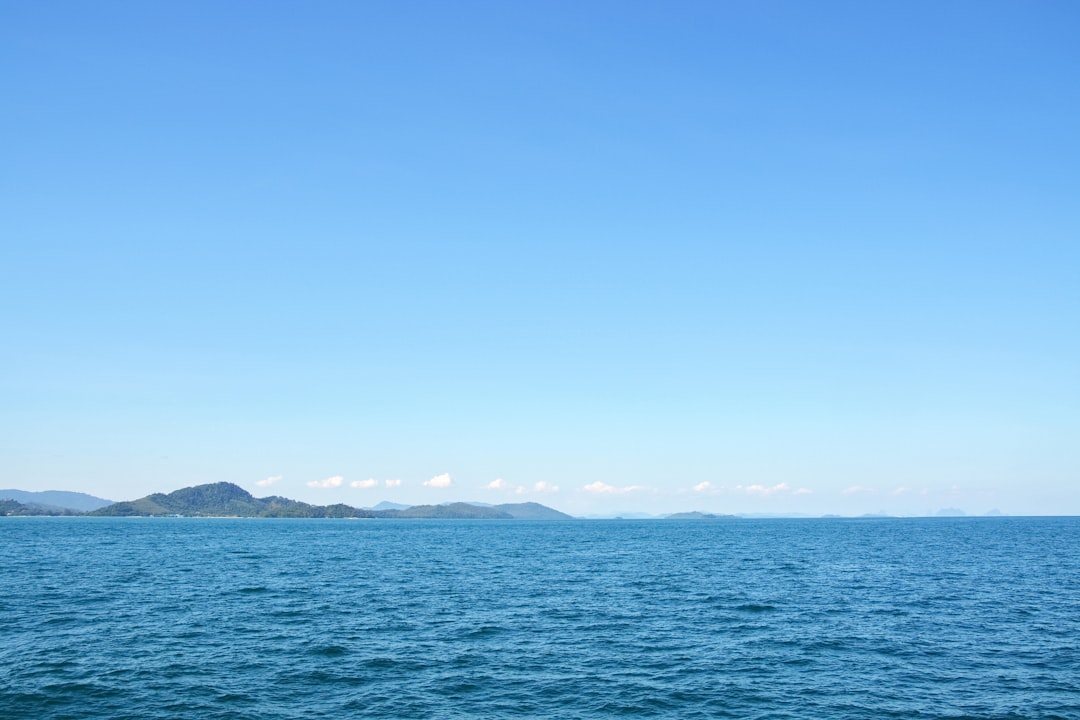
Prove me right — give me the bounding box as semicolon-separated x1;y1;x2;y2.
2;483;1002;519
664;511;738;520
1;498;85;516
0;488;114;514
3;482;573;519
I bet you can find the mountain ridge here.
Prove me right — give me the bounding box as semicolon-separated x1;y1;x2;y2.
81;482;574;519
0;489;114;512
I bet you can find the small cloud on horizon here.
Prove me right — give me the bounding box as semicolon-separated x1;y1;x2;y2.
307;475;344;489
743;482;789;496
385;479;401;488
693;482;810;496
489;478;559;494
350;478;378;489
256;475;282;488
424;473;453;488
842;485;873;495
582;481;644;495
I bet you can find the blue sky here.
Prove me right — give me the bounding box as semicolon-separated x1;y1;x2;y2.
3;1;1078;515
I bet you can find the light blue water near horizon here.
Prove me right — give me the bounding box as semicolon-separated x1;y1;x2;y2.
1;517;1078;719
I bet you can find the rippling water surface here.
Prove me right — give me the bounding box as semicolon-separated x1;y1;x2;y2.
2;517;1078;719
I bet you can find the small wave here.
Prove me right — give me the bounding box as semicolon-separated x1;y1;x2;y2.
309;645;348;657
735;603;777;612
465;625;506;638
215;692;255;703
267;609;304;618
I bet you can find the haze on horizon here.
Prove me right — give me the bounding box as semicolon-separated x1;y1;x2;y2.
3;2;1078;517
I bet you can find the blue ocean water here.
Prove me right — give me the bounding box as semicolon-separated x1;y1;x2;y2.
1;517;1077;719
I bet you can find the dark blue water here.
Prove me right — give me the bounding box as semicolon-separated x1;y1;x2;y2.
2;517;1077;719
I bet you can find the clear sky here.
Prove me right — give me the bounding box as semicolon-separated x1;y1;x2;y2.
3;1;1078;516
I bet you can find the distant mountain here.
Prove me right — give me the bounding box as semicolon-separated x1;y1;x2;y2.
371;501;410;511
1;499;82;516
381;502;513;519
0;489;113;512
90;482;374;518
665;511;737;520
378;501;573;520
494;502;573;520
86;482;571;519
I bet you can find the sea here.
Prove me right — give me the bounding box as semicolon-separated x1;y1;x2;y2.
1;516;1077;719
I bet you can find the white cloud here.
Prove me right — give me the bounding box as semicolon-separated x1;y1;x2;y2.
307;475;344;489
842;485;873;495
256;475;282;488
892;486;911;496
424;473;452;488
746;482;789;496
693;481;714;493
385;479;401;488
350;478;378;489
493;478;558;494
582;481;644;495
729;482;806;496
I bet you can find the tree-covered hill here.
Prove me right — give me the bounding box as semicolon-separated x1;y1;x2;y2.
379;502;514;519
1;499;81;516
0;489;113;512
85;482;573;519
89;482;374;518
495;502;574;520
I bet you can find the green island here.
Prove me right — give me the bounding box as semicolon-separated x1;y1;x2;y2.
2;482;573;519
